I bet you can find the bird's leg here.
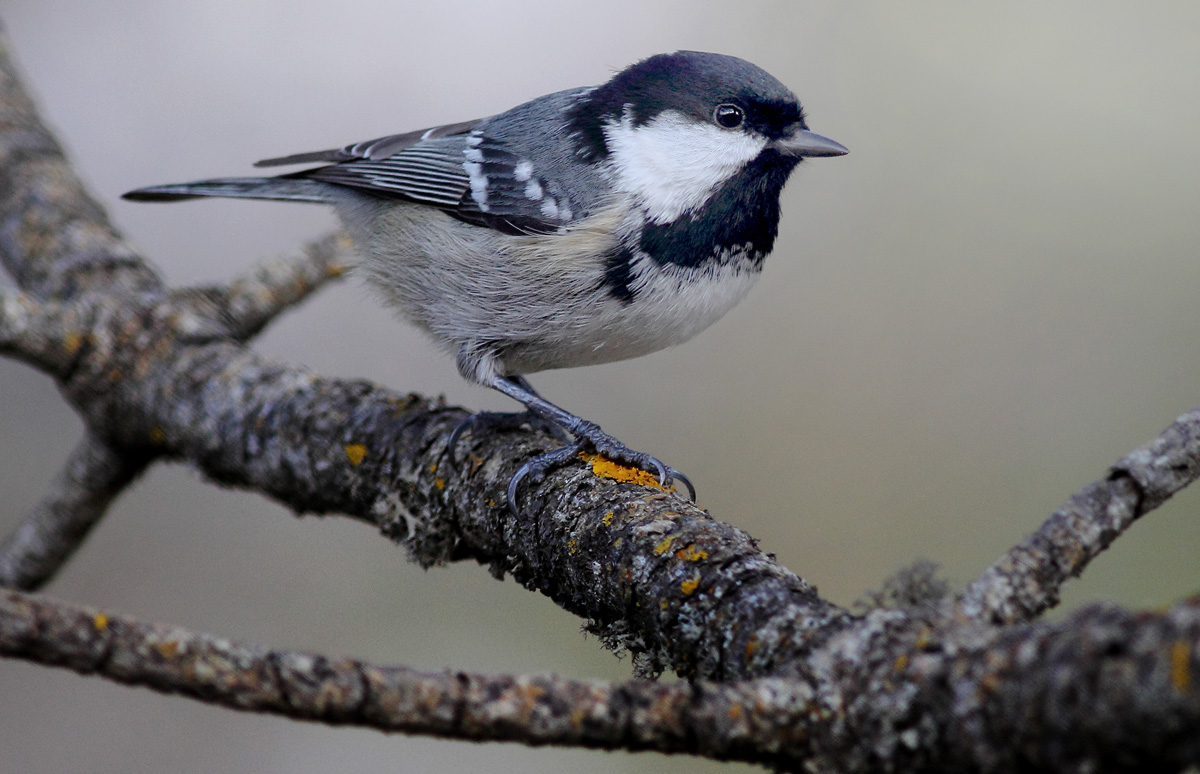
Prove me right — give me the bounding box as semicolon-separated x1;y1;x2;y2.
486;374;696;512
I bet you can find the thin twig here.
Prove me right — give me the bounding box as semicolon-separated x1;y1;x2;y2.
957;404;1200;624
0;433;151;590
218;231;353;340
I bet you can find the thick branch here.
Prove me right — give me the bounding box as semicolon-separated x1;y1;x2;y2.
48;298;843;680
0;33;160;299
0;587;817;765
4;588;1199;772
0;290;72;373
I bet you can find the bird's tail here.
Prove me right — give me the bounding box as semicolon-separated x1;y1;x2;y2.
122;177;330;203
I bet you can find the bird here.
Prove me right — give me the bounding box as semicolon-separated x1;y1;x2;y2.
124;50;848;512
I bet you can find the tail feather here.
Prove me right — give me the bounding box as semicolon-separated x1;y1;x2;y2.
122;177;330;203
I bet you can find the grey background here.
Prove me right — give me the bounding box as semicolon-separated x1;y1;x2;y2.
2;2;1199;772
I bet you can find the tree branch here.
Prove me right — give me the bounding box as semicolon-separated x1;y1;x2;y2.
0;433;150;590
217;231;353;341
4;587;1199;771
0;33;160;300
958;403;1200;625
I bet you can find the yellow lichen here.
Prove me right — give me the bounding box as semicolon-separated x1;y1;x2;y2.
652;536;676;555
149;426;166;445
567;539;578;555
579;452;671;491
344;444;367;466
601;511;615;526
660;599;669;610
92;612;108;632
674;544;709;562
64;332;82;354
434;478;445;491
894;653;909;673
156;640;179;659
1172;639;1192;693
680;577;700;595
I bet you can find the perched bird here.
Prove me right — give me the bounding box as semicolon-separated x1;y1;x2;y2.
124;50;847;510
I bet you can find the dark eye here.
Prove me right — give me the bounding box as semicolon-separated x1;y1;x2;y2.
714;104;744;129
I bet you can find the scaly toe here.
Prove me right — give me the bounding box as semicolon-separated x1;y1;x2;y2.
448;410;571;467
507;441;586;513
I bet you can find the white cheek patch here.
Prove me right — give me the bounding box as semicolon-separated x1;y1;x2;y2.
603;109;767;224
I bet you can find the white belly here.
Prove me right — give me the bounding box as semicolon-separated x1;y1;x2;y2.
338;195;763;379
504;259;761;374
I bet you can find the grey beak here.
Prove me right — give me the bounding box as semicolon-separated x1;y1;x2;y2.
773;129;849;158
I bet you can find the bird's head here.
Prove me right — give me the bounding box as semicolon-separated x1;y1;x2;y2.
568;51;846;225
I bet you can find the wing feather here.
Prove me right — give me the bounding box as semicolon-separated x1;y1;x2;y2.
254;112;582;234
253;118;481;167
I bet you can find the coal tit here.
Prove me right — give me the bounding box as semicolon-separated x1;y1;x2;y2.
124;51;847;510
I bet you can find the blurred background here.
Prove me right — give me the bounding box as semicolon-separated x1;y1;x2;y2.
2;1;1199;772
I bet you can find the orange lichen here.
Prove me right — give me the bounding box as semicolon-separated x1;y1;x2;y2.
745;638;758;659
344;444;367;466
1172;639;1192;693
156;640;179;659
652;536;676;555
681;577;700;595
92;612;108;632
674;544;709;562
579;452;670;491
729;704;742;720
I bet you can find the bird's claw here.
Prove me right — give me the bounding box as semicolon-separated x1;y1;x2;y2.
506;441;587;513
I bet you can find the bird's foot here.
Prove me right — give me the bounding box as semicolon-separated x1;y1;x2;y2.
447;409;571;466
506;420;696;513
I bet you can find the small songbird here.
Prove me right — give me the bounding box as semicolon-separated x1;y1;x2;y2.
124;51;847;510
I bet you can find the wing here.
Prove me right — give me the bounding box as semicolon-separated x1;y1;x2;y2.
256;117;582;235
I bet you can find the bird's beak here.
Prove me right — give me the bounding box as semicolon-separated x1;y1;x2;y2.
772;128;848;158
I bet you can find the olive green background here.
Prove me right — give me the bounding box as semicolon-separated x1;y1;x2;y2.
2;2;1198;772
